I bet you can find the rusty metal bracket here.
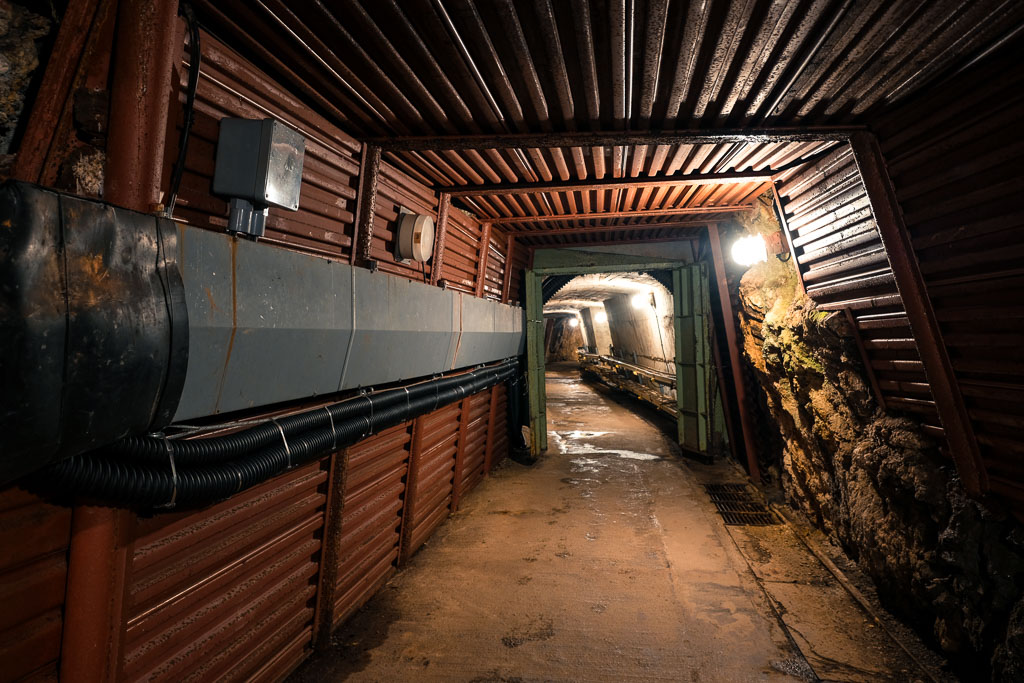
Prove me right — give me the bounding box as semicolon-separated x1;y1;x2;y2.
351;143;381;267
430;192;452;286
849;131;987;497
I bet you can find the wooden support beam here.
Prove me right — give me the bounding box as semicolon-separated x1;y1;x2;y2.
849;132;987;497
501;234;516;303
487;204;753;225
366;127;863;152
708;223;762;483
447;171;773;197
352;143;382;266
476;222;492;297
430;192;452;285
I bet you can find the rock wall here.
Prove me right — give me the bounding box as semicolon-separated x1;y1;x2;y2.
733;200;1024;679
546;318;583;362
0;1;51;158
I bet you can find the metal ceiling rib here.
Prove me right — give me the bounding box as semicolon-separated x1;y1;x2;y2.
192;0;1021;223
198;0;1021;136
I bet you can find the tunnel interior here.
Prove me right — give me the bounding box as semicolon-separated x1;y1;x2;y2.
0;2;1022;682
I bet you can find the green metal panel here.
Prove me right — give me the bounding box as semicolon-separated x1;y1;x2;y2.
525;270;547;454
673;264;713;455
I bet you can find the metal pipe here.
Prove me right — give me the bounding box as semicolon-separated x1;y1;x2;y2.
61;3;180;679
105;0;181;212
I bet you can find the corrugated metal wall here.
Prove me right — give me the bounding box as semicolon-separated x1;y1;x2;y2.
332;423;410;626
121;463;327;682
401;403;461;562
872;41;1024;512
168;32;513;301
775;146;944;436
0;490;71;682
0;381;511;683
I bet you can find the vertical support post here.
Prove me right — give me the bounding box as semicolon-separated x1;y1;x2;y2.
849;132;987;497
61;4;179;679
313;448;349;650
708;223;762;482
476;221;492;297
352;144;382;267
451;397;471;512
483;385;500;474
501;234;516;303
105;0;180;212
430;192;452;285
672;267;687;448
398;417;425;566
60;507;134;683
525;270;548;454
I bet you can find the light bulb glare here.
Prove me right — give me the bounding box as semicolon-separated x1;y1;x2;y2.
595;311;608;324
731;235;768;267
568;317;579;328
631;293;651;309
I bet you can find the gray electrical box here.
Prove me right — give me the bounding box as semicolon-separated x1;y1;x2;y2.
213;118;305;237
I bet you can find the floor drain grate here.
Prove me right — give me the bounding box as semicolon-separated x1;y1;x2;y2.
704;484;779;526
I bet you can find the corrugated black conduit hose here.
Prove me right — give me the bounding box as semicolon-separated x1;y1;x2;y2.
40;358;518;508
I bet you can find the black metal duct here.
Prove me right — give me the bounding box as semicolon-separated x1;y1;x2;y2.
40;358;518;508
0;182;188;485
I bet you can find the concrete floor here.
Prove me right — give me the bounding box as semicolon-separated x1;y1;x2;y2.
292;363;942;682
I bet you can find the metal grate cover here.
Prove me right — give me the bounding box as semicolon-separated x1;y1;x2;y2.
704;484;779;526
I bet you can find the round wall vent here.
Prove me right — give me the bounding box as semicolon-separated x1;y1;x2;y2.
396;213;435;262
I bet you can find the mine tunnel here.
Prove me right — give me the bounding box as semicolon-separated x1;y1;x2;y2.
0;1;1022;681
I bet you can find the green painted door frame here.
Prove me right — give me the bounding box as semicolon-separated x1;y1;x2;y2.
525;259;716;457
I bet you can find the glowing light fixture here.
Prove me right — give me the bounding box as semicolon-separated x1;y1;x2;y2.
632;292;654;309
731;234;768;266
568;317;579;328
595;311;608;324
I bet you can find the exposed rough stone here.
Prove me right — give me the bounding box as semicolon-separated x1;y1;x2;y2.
546;318;583;362
733;197;1024;678
0;1;52;154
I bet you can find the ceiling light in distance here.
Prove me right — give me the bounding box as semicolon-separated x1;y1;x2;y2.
568;317;579;328
632;292;654;309
595;311;608;324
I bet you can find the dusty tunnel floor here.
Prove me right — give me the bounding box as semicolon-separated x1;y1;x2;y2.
292;363;946;682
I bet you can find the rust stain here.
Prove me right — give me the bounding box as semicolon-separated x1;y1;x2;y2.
214;239;238;410
204;286;219;313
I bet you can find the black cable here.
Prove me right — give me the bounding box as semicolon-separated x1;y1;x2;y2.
164;3;200;217
38;359;517;508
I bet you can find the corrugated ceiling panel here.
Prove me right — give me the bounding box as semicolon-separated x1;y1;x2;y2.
167;31;361;261
332;422;410;626
122;463;327;683
0;487;71;683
